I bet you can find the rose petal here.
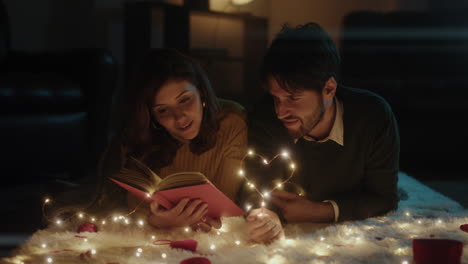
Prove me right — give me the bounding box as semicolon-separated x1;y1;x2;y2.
170;240;198;252
77;222;98;233
79;250;93;260
179;257;211;264
460;224;468;233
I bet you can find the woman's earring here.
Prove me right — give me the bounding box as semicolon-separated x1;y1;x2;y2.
202;102;206;108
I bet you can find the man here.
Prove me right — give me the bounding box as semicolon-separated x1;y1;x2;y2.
245;22;399;242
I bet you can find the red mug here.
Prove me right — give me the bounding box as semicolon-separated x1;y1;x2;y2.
413;239;463;264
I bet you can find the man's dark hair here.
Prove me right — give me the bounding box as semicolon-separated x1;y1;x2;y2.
260;22;340;93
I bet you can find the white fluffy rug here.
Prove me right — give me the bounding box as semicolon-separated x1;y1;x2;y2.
2;172;468;264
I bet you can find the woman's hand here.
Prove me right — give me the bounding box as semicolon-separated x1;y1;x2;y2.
147;198;208;229
246;208;284;243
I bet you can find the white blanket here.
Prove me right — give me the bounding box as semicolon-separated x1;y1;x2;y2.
2;172;467;264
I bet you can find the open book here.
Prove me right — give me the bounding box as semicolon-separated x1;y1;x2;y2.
110;157;244;218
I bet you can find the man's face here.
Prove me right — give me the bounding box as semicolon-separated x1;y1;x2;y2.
268;77;325;138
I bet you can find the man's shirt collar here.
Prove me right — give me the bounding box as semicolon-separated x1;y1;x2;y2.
294;97;344;146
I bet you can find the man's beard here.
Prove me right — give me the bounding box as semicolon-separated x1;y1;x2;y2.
285;101;325;139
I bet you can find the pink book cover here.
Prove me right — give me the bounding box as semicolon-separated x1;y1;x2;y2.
109;178;245;218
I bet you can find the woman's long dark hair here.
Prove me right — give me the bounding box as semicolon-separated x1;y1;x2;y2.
123;48;221;170
49;49;223;218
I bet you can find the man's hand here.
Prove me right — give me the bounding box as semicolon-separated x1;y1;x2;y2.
246;208;284;244
147;198;208;228
271;190;334;223
191;216;222;232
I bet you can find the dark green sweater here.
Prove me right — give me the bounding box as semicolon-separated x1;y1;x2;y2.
246;86;400;222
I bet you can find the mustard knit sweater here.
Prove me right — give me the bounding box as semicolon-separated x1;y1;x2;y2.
94;100;247;215
156;102;247;201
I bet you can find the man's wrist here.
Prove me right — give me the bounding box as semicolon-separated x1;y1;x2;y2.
308;201;335;222
323;200;339;222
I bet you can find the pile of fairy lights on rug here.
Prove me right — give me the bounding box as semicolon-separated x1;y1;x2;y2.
4;150;467;264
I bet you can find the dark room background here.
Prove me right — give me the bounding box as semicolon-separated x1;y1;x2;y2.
1;0;467;256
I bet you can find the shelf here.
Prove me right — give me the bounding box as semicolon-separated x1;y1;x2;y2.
124;1;268;104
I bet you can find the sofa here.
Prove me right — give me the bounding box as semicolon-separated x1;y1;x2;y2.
0;0;118;235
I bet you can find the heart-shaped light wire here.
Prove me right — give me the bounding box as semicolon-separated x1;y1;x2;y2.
238;149;296;210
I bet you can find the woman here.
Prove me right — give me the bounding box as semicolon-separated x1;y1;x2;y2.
94;48;247;231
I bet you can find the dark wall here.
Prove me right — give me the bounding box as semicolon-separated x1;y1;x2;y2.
4;0;95;51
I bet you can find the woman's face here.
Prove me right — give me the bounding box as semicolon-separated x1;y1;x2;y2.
152;80;204;141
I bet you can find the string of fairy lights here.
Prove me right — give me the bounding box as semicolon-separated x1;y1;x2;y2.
7;149;465;264
36;149;297;263
42;149;297;226
237;149;297;212
14;206;461;264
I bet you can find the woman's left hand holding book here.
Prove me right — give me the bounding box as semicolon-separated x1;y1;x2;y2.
148;199;221;232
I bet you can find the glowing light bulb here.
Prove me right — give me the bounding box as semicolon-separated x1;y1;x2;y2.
263;159;268;164
402;261;409;264
276;183;283;188
320;237;325;241
41;243;47;248
281;151;289;158
263;192;270;198
210;244;216;250
138;220;144;226
84;239;88;243
216;231;221;236
261;201;266;207
136;252;141;257
124;219;130;225
405;211;410;216
78;213;84;218
184;227;190;232
146;193;151;198
238;169;244;176
161;253;167;258
91;249;96;255
248;150;254;155
91;217;96;222
245;204;252;211
290;163;296;169
113;216;118;222
235;240;241;245
232;0;254;5
137;248;143;253
55;219;62;225
417;220;422;224
102;220;106;225
151;235;156;240
44;198;50;204
437;219;443;224
47;257;53;263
